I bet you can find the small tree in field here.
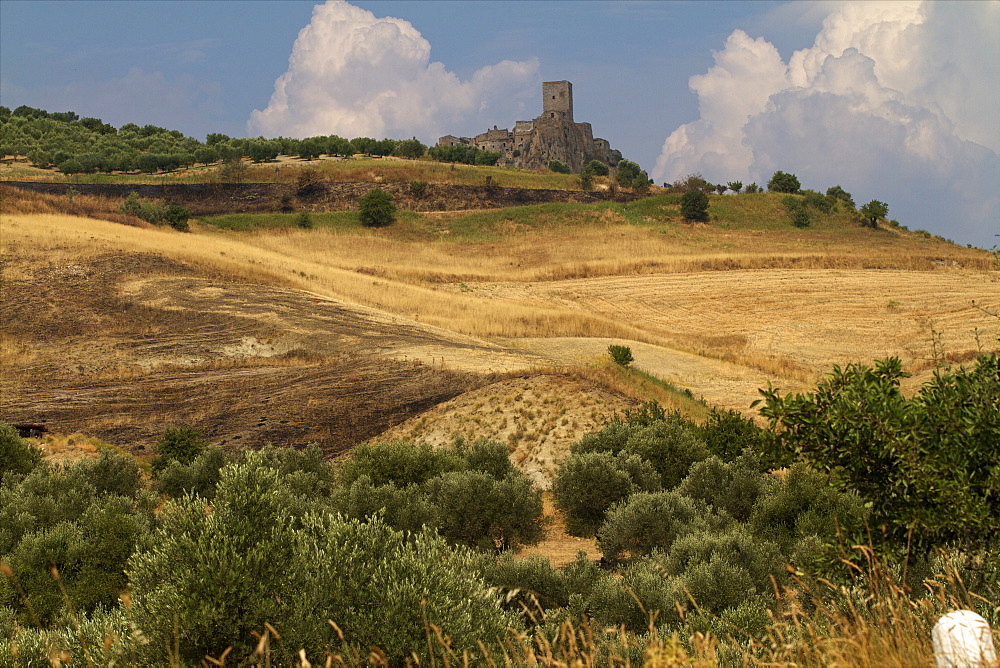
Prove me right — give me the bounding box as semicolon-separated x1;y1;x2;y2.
681;190;709;222
608;344;634;367
358;188;396;227
727;181;743;194
767;171;800;194
859;200;889;228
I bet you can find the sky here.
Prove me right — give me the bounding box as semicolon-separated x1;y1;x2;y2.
1;1;997;249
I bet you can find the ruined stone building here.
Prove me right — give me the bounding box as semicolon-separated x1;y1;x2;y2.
438;81;621;173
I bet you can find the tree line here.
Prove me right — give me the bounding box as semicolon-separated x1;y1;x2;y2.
0;105;431;175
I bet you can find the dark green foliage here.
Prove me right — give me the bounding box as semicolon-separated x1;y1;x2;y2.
677;455;772;522
296;211;313;229
662;527;786;608
151;424;208;473
745;182;761;193
757;354;999;550
0;422;42;484
0;453;154;626
621;420;710;489
410;180;427;197
801;189;836;214
598;491;709;562
548;160;571;174
615;159;643;188
484;554;571;615
461;438;515;479
164;204;190;231
552;451;661;537
426;470;545;550
358;188;396;227
680;189;709;221
127;454;516;664
585;159;609;176
727;181;743;193
608;344;634;367
339;440;465;487
783;195;811;228
153;446;227;499
859;199;889;227
335;440;544;551
697;407;769;463
57;158;84;175
393;138;427;159
826;184;855;208
767;170;801;193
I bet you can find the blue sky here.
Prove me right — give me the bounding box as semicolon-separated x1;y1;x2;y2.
2;1;997;248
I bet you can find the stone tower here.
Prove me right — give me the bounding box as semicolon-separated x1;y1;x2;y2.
542;80;573;122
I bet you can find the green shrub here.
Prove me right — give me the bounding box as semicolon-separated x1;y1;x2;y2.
621;420;710;489
749;462;868;558
584;159;610;176
426;470;545;551
296;211;313;229
164;203;190;231
598;490;709;562
0;422;42;485
338;440;465;487
151;424;208;473
677;455;772;522
697;408;769;463
767;170;801;193
76;448;144;498
680;190;709;221
127;454;517;664
548;160;571;174
608;344;634;367
552;451;661;537
358;188;396;227
153;445;226;499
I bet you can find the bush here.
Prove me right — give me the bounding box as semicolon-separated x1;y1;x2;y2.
127;455;517;664
548;160;571;174
552;451;661;537
697;407;770;463
680;190;709;221
677;455;771;522
151;424;208;473
339;441;465;487
621;420;710;489
0;422;42;484
757;354;997;551
784;195;811;228
426;470;545;551
296;211;313;229
608;344;634;367
584;159;609;176
358;188;396;227
767;170;801;193
598;490;708;562
153;445;227;499
164;204;190;231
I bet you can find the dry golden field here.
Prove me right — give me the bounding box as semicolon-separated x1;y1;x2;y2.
2;182;997;463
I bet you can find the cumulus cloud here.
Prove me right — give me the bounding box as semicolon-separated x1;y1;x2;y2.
653;1;1000;248
248;0;539;142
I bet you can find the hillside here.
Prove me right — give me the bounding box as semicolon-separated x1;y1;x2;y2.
2;161;996;470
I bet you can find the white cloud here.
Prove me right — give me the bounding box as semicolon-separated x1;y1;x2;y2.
247;0;539;142
653;1;1000;248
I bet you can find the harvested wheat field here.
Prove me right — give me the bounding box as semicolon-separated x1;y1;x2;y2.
2;192;997;470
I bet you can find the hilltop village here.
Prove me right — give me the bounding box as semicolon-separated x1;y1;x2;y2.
438;81;621;173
